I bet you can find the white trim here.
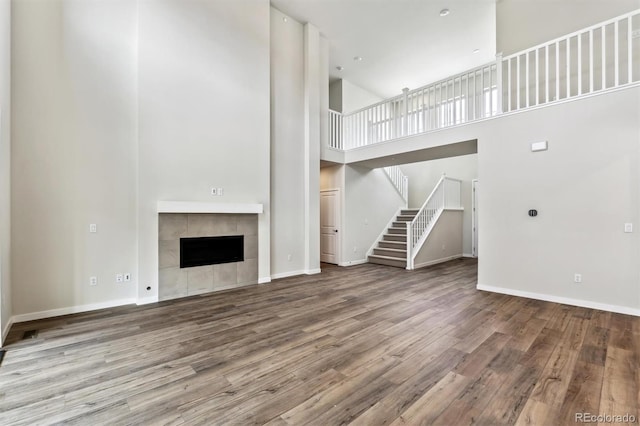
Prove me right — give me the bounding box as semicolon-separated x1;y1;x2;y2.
11;298;138;324
477;284;640;317
157;201;263;214
414;254;463;269
305;268;322;275
462;253;475;258
136;296;159;306
271;270;305;280
338;259;368;267
258;276;272;284
2;316;14;346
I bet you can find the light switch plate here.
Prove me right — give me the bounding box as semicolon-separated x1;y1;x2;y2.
624;223;633;233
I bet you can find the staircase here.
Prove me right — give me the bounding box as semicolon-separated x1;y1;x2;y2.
367;209;418;268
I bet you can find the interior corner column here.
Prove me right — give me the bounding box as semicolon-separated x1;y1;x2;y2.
303;23;321;274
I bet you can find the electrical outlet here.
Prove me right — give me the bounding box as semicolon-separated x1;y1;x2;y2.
574;273;582;283
116;274;123;283
90;276;98;286
210;188;217;196
353;246;357;253
624;223;633;233
124;273;131;282
89;224;97;233
287;254;292;261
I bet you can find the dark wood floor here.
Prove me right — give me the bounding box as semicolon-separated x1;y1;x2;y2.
1;259;639;425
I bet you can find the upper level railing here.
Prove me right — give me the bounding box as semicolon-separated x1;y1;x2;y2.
329;9;640;150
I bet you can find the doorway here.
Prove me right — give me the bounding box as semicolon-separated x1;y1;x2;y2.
320;189;341;264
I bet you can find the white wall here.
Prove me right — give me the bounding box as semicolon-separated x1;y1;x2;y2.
11;0;138;316
497;0;640;55
478;87;640;314
400;154;478;255
343;165;404;264
137;0;271;300
0;0;11;343
270;7;305;278
341;79;382;114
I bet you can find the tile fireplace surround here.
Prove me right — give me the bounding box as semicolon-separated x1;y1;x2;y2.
158;212;259;301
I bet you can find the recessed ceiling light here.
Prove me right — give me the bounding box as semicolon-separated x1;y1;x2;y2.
353;56;363;61
439;8;450;17
282;17;288;23
473;49;480;54
336;66;344;71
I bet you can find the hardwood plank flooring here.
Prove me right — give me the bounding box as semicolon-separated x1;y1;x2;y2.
1;259;639;425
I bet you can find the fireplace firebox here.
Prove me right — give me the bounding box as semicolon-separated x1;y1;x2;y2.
180;235;244;268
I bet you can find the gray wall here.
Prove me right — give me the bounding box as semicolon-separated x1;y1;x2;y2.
400;154;477;255
0;0;10;343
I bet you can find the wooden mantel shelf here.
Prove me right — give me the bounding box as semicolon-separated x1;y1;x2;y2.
157;201;263;214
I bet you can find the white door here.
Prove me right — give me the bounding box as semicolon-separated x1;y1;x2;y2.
320;189;340;264
472;179;478;258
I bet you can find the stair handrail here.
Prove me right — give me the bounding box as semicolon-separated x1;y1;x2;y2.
406;174;462;269
383;166;409;207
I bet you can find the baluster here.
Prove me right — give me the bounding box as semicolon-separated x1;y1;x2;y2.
556;41;560;99
516;55;521;109
578;32;582;95
602;25;606;89
614;20;619;87
535;48;539;105
496;53;503;114
526;51;530;107
507;58;512;111
628;16;632;84
589;30;594;93
567;37;571;98
545;45;549;103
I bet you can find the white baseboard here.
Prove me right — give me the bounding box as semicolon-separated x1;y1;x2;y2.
11;298;138;324
338;259;368;267
271;270;305;280
2;316;14;346
305;268;321;275
136;296;159;306
462;253;475;258
414;254;462;269
477;284;640;317
258;276;272;284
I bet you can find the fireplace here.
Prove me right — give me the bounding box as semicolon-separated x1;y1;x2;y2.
158;211;259;301
180;235;244;268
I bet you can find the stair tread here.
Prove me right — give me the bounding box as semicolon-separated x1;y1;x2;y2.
369;254;407;261
374;248;406;253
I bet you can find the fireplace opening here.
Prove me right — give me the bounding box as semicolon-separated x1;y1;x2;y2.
180;235;244;268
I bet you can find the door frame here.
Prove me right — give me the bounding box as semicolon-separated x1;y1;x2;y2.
471;179;478;258
320;188;341;265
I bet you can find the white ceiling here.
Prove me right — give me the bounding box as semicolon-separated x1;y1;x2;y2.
271;0;497;98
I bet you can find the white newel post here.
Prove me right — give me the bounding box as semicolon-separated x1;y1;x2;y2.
496;52;503;114
402;88;409;137
406;221;412;270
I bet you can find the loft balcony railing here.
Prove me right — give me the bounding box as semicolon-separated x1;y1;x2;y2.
329;9;640;151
